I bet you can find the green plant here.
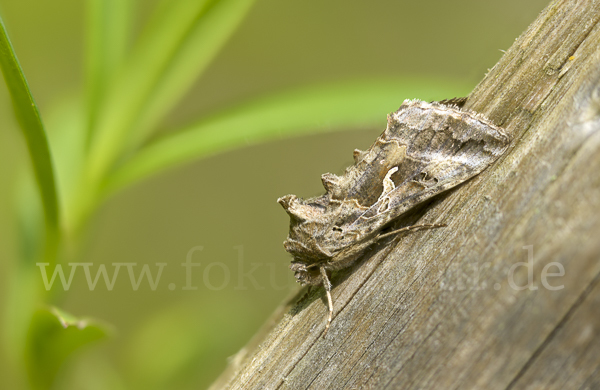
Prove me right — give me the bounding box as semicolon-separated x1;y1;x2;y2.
0;0;469;388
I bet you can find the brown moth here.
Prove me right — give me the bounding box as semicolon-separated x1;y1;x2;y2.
278;99;509;336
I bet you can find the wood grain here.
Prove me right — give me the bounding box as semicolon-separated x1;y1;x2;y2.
210;0;600;388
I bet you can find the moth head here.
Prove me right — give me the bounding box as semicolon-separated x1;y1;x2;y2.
289;262;322;286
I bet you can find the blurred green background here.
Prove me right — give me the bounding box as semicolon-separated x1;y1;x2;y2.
0;0;548;389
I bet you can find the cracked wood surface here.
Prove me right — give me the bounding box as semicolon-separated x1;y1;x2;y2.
211;0;600;388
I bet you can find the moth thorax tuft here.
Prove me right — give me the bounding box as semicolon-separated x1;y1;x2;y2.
321;172;340;193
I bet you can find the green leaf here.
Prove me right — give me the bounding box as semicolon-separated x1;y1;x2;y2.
104;77;472;196
44;96;87;233
132;0;256;149
86;0;255;188
25;307;110;390
85;0;134;142
0;15;60;257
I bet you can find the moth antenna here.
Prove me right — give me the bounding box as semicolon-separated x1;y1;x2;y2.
353;149;367;163
321;173;340;193
320;267;333;338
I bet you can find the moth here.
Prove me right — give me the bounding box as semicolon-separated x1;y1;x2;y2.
278;99;509;336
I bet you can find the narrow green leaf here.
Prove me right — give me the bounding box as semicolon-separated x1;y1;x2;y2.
131;0;256;148
44;96;87;232
85;0;133;143
87;0;254;189
26;307;110;390
85;0;212;187
104;77;471;196
0;16;60;250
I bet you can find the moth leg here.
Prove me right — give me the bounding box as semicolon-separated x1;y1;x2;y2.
320;266;334;337
378;223;446;240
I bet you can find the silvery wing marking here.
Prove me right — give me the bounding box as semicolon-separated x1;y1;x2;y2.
277;99;509;335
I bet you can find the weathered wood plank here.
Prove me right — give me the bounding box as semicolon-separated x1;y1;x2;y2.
509;273;600;390
210;0;600;388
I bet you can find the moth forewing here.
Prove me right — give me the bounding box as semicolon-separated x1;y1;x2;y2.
279;99;509;336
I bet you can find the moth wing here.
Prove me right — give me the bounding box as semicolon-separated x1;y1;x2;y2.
278;99;509;260
345;99;509;234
